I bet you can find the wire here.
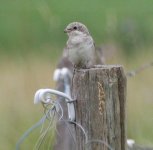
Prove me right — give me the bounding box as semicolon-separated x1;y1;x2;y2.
15;115;46;150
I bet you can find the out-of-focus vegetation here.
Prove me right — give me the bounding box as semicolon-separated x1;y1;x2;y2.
0;0;153;149
1;0;153;57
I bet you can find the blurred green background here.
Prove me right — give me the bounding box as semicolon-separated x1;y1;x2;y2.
0;0;153;149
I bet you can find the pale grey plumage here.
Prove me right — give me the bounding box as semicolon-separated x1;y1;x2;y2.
64;22;96;68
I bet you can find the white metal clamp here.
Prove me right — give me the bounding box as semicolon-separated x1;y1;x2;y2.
34;88;75;121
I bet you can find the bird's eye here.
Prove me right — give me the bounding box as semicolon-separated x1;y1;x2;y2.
73;26;77;30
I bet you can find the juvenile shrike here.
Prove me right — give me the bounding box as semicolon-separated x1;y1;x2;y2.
64;22;99;69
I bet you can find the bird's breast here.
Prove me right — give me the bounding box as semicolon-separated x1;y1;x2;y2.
68;38;95;66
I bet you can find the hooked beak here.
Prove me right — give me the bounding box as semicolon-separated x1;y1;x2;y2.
64;28;71;33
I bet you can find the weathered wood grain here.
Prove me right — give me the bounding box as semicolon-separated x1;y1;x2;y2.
72;65;127;150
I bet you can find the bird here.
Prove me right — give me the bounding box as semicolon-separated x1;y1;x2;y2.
64;22;102;69
53;22;106;85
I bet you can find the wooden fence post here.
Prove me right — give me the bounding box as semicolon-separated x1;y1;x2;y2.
72;65;127;150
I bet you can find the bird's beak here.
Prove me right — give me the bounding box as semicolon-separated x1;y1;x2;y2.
64;28;71;33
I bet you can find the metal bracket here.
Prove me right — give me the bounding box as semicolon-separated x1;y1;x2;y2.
34;88;76;121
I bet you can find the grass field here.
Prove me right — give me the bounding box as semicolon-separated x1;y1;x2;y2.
0;0;153;149
0;49;153;149
0;56;56;150
1;0;153;56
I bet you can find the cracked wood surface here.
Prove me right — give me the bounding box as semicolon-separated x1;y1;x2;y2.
72;65;127;150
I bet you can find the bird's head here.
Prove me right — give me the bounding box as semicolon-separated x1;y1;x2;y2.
64;22;90;36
